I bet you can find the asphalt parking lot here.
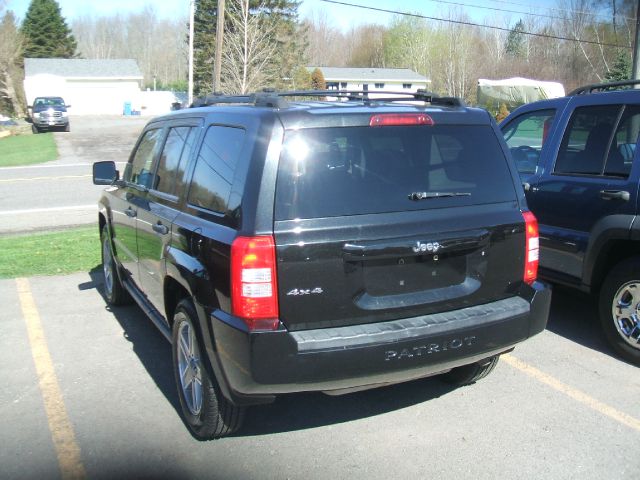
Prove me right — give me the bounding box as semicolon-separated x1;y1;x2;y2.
1;271;638;480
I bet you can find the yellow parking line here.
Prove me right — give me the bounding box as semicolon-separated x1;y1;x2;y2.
16;278;86;480
0;174;91;183
503;353;640;432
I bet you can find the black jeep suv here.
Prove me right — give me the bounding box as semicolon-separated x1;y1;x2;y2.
501;79;640;365
93;90;551;439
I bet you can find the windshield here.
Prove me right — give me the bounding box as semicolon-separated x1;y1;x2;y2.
275;124;516;220
34;97;65;107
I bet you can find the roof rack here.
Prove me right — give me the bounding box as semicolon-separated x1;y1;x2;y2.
568;79;640;96
189;89;465;109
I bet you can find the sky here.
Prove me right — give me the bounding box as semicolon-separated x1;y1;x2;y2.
4;0;600;32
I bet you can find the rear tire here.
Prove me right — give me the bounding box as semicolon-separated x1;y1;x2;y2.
171;299;245;439
441;355;500;386
31;124;39;134
100;226;131;306
598;258;640;365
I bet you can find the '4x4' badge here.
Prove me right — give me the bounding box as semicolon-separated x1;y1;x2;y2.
287;287;324;296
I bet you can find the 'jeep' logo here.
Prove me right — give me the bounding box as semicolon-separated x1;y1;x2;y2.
412;241;441;253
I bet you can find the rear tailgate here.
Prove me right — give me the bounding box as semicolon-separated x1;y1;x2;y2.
274;121;523;331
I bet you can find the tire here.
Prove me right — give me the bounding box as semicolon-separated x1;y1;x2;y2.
598;258;640;365
100;226;131;306
31;124;39;134
171;299;245;439
441;355;500;386
64;123;70;132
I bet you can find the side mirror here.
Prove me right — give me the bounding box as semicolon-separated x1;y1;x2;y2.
93;161;118;185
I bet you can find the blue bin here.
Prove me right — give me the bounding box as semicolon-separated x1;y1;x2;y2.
123;102;132;116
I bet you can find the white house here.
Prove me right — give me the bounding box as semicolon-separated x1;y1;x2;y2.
308;67;431;95
24;58;144;115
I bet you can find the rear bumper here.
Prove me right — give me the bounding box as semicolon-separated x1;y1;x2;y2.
207;281;551;405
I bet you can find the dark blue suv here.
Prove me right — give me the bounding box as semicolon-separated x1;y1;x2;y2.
501;80;640;365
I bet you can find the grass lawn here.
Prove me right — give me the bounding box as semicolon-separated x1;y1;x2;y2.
0;132;58;167
0;226;101;279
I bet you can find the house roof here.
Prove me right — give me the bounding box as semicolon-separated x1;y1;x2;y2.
307;67;430;83
24;58;143;80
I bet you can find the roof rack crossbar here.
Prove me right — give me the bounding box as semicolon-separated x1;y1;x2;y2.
189;89;465;108
568;79;640;96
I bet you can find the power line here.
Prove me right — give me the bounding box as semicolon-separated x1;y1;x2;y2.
485;0;635;22
319;0;632;49
427;0;569;23
427;0;625;26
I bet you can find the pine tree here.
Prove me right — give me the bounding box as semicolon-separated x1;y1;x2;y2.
21;0;76;58
605;50;631;82
193;0;217;97
311;68;325;90
505;19;525;58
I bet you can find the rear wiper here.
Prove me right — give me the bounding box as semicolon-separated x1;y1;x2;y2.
408;191;471;201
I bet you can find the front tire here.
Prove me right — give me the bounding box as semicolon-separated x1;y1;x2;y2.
171;299;244;439
441;355;500;386
31;124;39;134
599;259;640;365
100;226;131;306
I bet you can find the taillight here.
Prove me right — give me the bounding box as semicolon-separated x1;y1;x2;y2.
523;211;539;285
369;113;434;127
231;236;279;331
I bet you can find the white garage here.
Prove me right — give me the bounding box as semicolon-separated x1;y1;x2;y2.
24;58;143;115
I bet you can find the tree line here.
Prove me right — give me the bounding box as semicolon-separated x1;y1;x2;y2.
1;0;637;117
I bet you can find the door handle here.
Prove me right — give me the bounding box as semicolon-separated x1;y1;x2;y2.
125;207;137;218
522;182;539;193
152;223;169;235
600;190;630;201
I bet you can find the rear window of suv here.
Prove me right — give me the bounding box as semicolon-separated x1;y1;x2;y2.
275;125;516;220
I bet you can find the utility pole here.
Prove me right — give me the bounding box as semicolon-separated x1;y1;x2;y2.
188;0;195;105
633;0;640;80
213;0;225;93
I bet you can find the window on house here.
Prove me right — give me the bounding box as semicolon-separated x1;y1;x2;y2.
403;83;412;89
375;83;385;89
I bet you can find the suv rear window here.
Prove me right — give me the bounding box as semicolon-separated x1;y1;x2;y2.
275;125;515;220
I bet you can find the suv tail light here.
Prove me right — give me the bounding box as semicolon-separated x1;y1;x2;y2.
369;113;434;127
523;211;539;285
231;236;279;331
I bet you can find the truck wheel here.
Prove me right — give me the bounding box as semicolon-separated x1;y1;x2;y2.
441;355;500;386
100;226;131;306
172;299;245;439
64;124;70;132
32;124;39;134
599;259;640;365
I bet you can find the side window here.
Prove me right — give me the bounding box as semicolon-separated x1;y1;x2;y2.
502;109;555;175
154;127;197;196
126;129;163;188
554;105;621;176
604;105;640;178
187;126;246;213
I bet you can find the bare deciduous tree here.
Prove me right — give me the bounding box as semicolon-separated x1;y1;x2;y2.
221;0;277;94
72;7;188;89
0;9;25;116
